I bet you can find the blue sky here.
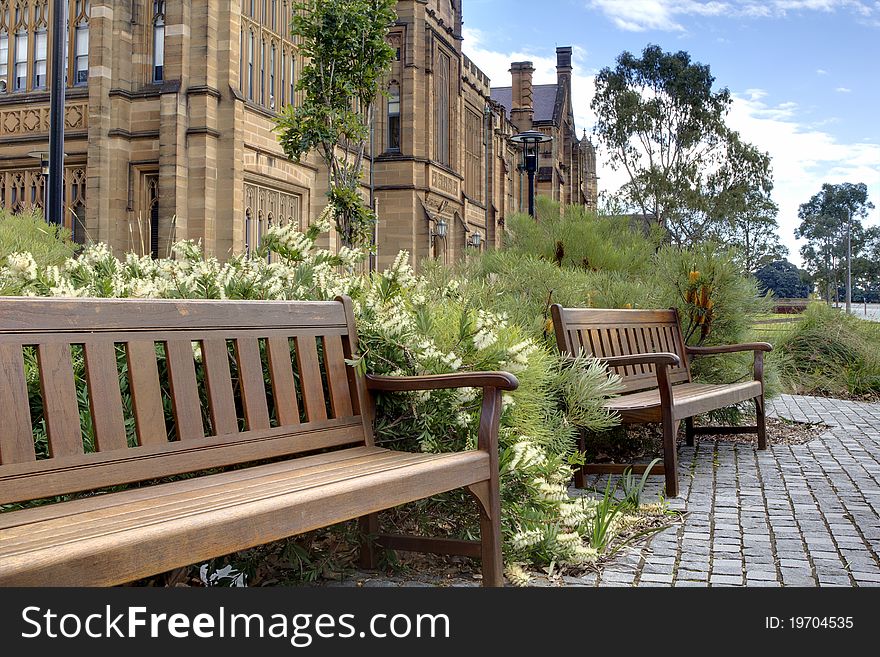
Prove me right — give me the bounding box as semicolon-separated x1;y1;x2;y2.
460;0;880;265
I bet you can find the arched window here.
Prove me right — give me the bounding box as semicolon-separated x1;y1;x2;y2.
280;50;285;105
74;1;89;85
32;24;46;89
247;30;254;100
260;38;266;105
13;2;27;91
152;1;165;83
387;83;401;151
0;4;9;90
288;54;294;106
245;209;252;255
269;43;275;109
270;0;277;31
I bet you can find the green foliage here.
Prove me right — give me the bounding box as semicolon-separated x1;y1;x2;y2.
774;303;880;398
0;209;77;288
275;0;397;247
591;44;773;246
754;260;812;299
619;459;662;510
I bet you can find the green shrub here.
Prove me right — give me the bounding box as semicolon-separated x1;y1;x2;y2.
1;221;640;583
0;209;77;282
774;304;880;398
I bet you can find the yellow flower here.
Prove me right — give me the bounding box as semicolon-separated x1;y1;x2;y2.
688;270;700;284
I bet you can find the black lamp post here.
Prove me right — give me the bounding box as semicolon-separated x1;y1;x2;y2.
511;130;552;218
48;0;66;226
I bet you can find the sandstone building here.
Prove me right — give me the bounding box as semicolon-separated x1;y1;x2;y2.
0;0;597;269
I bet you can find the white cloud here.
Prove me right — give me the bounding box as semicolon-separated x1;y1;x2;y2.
816;68;829;75
586;0;879;32
835;86;853;92
727;93;880;263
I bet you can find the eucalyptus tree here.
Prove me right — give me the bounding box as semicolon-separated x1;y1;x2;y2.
592;44;773;246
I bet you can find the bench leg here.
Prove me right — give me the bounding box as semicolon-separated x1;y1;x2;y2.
756;395;767;450
662;414;680;498
358;513;379;569
468;479;504;587
685;417;695;447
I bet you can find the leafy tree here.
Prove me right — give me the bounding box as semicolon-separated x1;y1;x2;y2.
591;44;773;245
275;0;396;247
711;189;787;273
754;260;811;299
795;182;875;303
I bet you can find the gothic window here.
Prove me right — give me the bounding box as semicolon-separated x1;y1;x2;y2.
152;1;165;83
434;50;450;166
32;23;45;88
0;3;8;89
145;174;159;257
464;108;482;202
73;0;89;86
260;37;265;104
248;30;255;100
269;42;275;109
242;1;295;110
288;52;294;105
12;2;27;91
244;181;300;256
387;82;400;152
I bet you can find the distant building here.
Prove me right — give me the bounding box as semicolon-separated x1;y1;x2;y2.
0;0;598;268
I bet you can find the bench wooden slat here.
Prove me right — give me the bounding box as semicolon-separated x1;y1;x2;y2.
83;341;128;452
4;451;440;544
201;338;238;436
235;337;271;431
0;298;348;333
37;343;84;458
165;340;205;441
0;344;36;464
0;449;490;586
267;336;301;426
323;335;354;419
0;445;388;530
125;341;168;446
0;417;366;505
296;336;328;422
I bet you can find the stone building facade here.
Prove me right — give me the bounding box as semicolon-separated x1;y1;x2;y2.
0;0;597;269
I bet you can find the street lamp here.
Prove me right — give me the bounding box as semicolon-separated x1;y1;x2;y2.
511;130;552;218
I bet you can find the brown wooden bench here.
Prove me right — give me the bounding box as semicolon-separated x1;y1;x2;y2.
0;295;517;586
551;305;771;498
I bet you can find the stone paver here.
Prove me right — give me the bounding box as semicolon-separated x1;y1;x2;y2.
312;395;880;587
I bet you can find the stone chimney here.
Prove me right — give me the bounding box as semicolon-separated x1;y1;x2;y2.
556;46;573;85
510;61;535;133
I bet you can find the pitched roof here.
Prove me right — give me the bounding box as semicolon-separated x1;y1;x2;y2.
490;84;559;123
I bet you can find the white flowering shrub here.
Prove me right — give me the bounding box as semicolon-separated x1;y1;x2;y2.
1;219;641;584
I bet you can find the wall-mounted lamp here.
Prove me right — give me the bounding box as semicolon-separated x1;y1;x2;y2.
429;216;448;252
467;231;482;249
27;151;51;177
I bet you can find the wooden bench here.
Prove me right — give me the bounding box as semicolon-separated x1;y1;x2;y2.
551;305;771;497
0;295;517;586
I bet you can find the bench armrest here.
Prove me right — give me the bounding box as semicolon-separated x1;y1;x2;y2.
686;343;773;356
365;371;519;392
601;352;681;368
365;372;518;457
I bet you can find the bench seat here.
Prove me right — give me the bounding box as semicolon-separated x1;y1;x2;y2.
605;381;764;422
0;446;490;586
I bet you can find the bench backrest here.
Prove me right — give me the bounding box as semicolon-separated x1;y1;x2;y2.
551;305;692;393
0;296;369;505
